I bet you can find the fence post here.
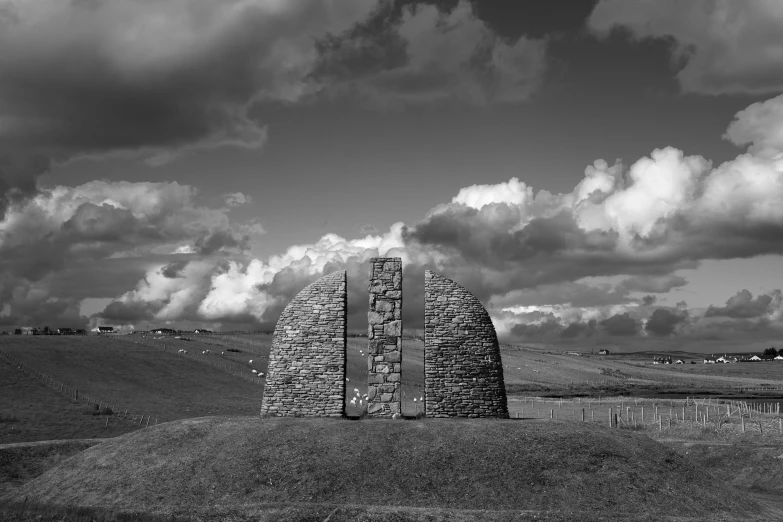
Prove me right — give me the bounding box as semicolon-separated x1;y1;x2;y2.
582;408;585;422
659;416;662;431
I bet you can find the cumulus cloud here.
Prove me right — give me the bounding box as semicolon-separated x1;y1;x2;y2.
723;94;783;159
705;289;780;319
645;308;688;336
588;0;783;95
313;0;547;107
6;91;783;336
600;312;640;336
0;179;264;327
223;192;253;208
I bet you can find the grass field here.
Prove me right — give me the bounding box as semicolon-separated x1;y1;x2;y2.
1;416;770;521
0;336;264;440
0;355;141;444
4;334;783;520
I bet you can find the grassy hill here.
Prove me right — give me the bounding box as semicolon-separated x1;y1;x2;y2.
0;336;264;442
1;416;768;521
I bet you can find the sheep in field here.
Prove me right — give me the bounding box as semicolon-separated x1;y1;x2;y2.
249;359;253;364
252;370;258;374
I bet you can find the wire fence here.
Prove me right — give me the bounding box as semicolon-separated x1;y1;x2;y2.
507;395;783;435
0;349;160;428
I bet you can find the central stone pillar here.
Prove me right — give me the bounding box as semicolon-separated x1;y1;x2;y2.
367;257;402;416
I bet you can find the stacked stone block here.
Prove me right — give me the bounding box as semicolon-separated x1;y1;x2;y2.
260;271;347;417
367;258;402;416
424;270;508;418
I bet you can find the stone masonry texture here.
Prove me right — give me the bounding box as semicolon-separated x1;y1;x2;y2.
424;270;509;418
367;258;402;416
260;271;347;417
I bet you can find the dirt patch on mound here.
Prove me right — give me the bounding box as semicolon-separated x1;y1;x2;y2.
0;417;766;521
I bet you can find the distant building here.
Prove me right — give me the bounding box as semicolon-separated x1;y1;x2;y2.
598;349;610;355
152;327;176;335
675;359;684;364
775;355;783;361
566;351;580;356
57;327;74;335
193;329;213;334
749;355;762;362
91;326;114;334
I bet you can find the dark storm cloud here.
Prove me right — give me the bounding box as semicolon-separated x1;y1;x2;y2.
0;1;379;164
402;203;698;302
405;207;612;270
312;0;547;107
161;261;190;279
560;319;598;338
588;1;783;95
645;308;687;336
0;0;379;213
194;230;248;256
704;289;778;319
641;295;657;306
600;312;639;336
618;274;688;294
0;154;50;220
511;317;562;338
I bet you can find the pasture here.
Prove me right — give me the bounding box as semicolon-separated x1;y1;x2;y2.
0;335;264;442
4;334;783;520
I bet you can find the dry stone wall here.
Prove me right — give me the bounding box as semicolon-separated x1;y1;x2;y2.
424;270;508;418
260;271;347;417
367;257;402;416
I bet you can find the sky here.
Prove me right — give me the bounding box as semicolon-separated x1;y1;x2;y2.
1;0;783;352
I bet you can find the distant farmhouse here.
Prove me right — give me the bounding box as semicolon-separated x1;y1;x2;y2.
598;349;610;355
16;327;38;335
57;327;74;335
653;356;672;365
152;327;177;335
193;329;213;334
91;326;114;334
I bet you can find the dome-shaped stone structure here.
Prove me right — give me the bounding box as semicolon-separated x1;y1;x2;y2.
424;270;508;418
260;271;347;417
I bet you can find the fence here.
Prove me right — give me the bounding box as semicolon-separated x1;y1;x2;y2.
0;349;160;428
507;395;783;435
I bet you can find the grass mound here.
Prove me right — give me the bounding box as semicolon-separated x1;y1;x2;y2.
1;417;765;521
0;439;103;497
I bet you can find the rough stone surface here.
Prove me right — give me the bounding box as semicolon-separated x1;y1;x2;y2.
367;257;402;417
260;271;346;417
424;270;508;418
